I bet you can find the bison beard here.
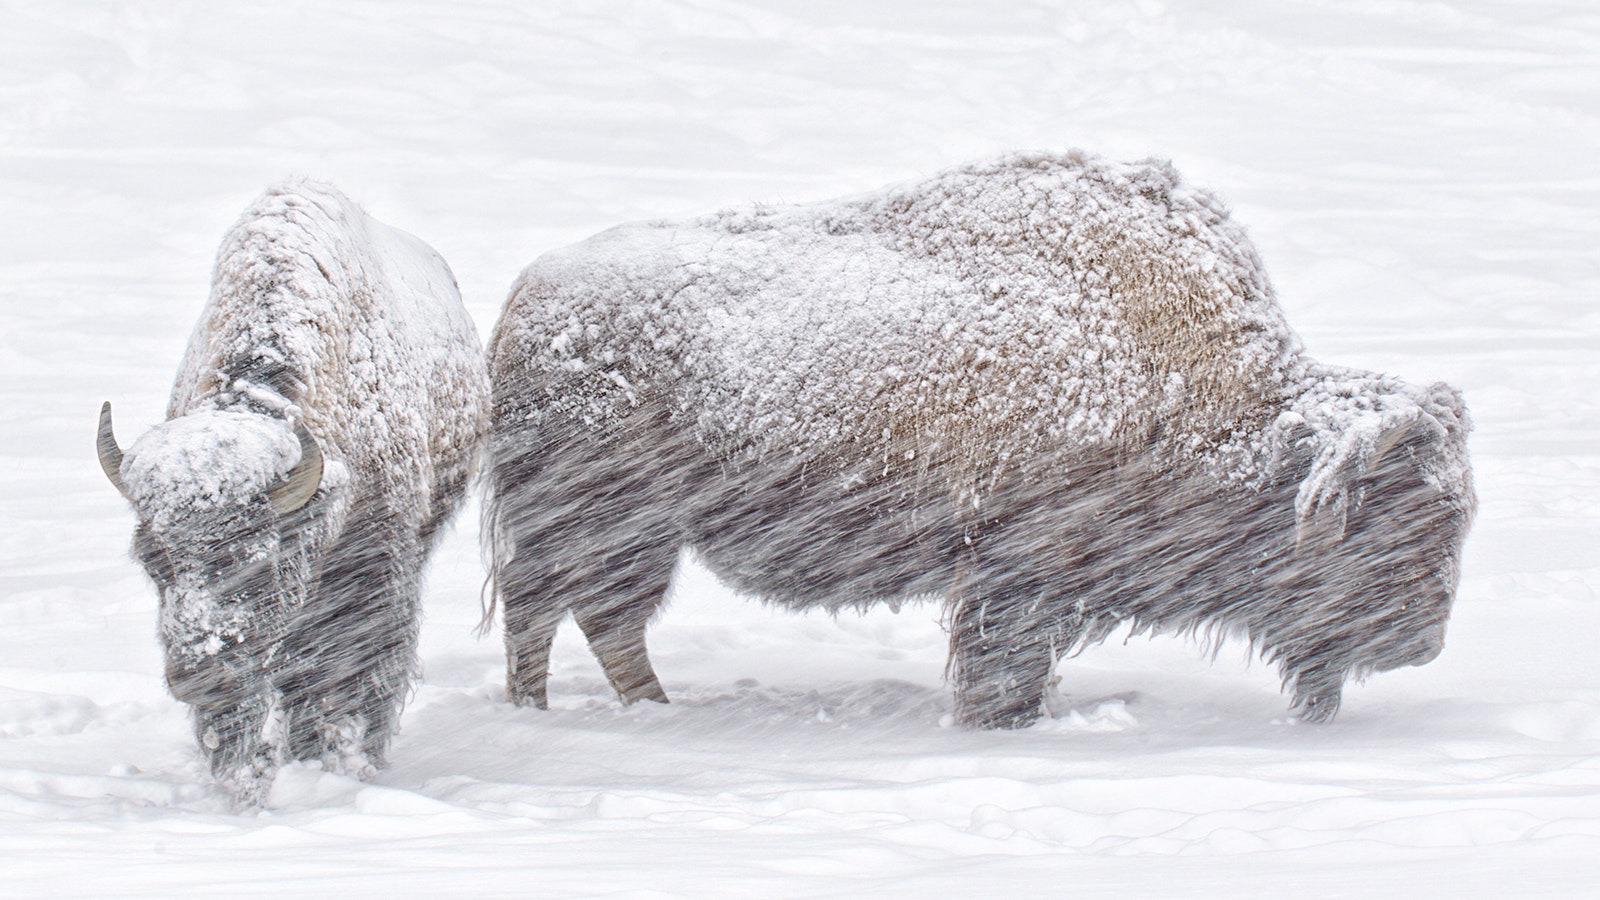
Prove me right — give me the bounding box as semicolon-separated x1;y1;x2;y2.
484;150;1475;729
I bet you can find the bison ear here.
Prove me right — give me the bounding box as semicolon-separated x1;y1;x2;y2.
1295;417;1418;550
97;402;132;500
269;420;323;516
1295;492;1349;552
1365;420;1415;478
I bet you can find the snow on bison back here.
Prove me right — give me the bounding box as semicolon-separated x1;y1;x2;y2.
484;150;1475;729
99;182;487;804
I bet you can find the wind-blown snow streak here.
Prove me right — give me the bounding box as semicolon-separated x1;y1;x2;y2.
486;150;1475;726
101;182;487;804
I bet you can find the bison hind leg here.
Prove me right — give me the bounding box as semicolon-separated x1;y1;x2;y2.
499;533;676;709
503;602;559;709
489;410;684;709
575;599;669;706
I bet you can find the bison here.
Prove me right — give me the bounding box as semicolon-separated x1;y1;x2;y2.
483;150;1475;729
99;181;487;802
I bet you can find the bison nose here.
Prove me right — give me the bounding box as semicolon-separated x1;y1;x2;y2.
1408;641;1443;667
1407;624;1446;667
165;659;244;707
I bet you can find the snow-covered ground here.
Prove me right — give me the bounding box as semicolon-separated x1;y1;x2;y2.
3;0;1597;895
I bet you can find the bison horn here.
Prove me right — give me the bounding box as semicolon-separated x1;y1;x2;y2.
97;401;131;500
269;420;323;516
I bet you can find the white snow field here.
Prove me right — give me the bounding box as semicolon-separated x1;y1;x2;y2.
2;0;1597;895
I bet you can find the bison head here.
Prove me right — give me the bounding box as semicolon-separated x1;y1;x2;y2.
1279;383;1476;719
98;402;323;712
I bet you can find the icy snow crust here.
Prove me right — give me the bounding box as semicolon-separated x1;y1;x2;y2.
112;181;488;803
497;152;1473;528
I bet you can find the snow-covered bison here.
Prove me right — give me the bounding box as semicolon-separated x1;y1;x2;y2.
99;182;487;803
484;150;1475;728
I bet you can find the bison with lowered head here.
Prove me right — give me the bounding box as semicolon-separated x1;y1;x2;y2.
100;182;486;803
484;150;1474;729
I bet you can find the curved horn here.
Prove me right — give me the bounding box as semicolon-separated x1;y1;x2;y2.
269;420;323;516
97;401;131;500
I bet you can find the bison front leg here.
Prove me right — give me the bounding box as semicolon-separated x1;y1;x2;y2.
192;691;282;807
1287;660;1347;723
281;522;422;774
947;586;1058;729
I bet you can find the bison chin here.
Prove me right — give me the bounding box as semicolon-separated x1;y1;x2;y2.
141;523;285;687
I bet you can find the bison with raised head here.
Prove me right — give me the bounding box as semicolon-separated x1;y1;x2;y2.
100;182;487;803
484;151;1474;728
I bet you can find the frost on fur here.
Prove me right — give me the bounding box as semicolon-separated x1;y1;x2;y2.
484;150;1475;728
101;181;487;804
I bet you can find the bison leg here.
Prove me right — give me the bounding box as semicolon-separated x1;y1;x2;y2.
570;525;676;706
947;586;1058;729
503;597;559;709
573;535;676;706
575;592;669;706
1288;662;1346;723
192;691;281;806
281;519;422;772
498;535;675;709
499;533;675;708
493;440;679;708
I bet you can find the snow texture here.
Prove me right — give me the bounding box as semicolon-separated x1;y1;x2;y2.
2;0;1597;896
106;181;488;803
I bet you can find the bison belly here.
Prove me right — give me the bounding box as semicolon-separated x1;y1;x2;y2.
684;460;963;610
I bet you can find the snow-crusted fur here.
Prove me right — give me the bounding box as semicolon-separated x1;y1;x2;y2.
103;182;487;804
484;150;1475;728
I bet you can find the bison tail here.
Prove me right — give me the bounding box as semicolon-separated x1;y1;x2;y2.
477;467;513;637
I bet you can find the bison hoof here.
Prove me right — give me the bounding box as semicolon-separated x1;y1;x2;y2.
617;681;670;706
1295;693;1342;724
506;686;550;710
959;703;1044;731
619;692;670;707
